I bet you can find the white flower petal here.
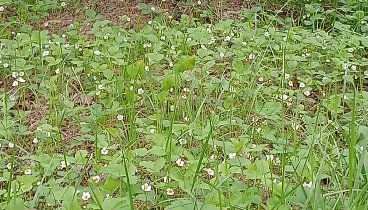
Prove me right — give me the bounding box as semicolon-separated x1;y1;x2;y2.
166;188;174;196
228;153;236;159
82;192;91;201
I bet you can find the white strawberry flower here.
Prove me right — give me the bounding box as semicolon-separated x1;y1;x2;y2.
275;157;281;165
42;51;50;57
166;188;174;196
137;88;144;95
288;81;293;87
82;192;91;201
176;158;186;167
228;153;236;159
60;160;67;169
101;147;109;155
91;175;101;183
24;169;32;175
266;154;274;161
103;33;110;40
97;84;105;90
141;183;152;192
163;176;170;183
12;81;18;87
204;168;215;176
304;90;311;96
281;94;288;100
94;50;101;56
17;77;25;83
117;114;124;121
303;181;313;189
229;86;236;93
32;138;39;144
358;145;364;153
342;63;349;70
11;72;18;78
284;73;290;80
178;138;187;145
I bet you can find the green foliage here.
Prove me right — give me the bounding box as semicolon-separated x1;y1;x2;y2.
1;0;368;209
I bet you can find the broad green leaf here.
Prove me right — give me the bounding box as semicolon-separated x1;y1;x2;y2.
173;56;195;73
223;95;234;110
148;146;165;157
325;96;343;114
256;101;282;116
132;148;148;156
165;199;196;210
162;73;176;91
139;157;166;172
101;177;120;194
108;45;119;55
146;53;164;63
232;60;247;74
103;69;114;80
6;198;26;210
244;160;270;179
215;19;234;31
85;9;97;18
104;163;136;178
126;60;145;79
353;11;364;20
102;198;127;210
342;75;354;83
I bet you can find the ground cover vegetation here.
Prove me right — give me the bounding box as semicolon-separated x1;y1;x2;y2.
1;0;368;209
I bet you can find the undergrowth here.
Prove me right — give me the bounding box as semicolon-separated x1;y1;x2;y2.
1;0;368;209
